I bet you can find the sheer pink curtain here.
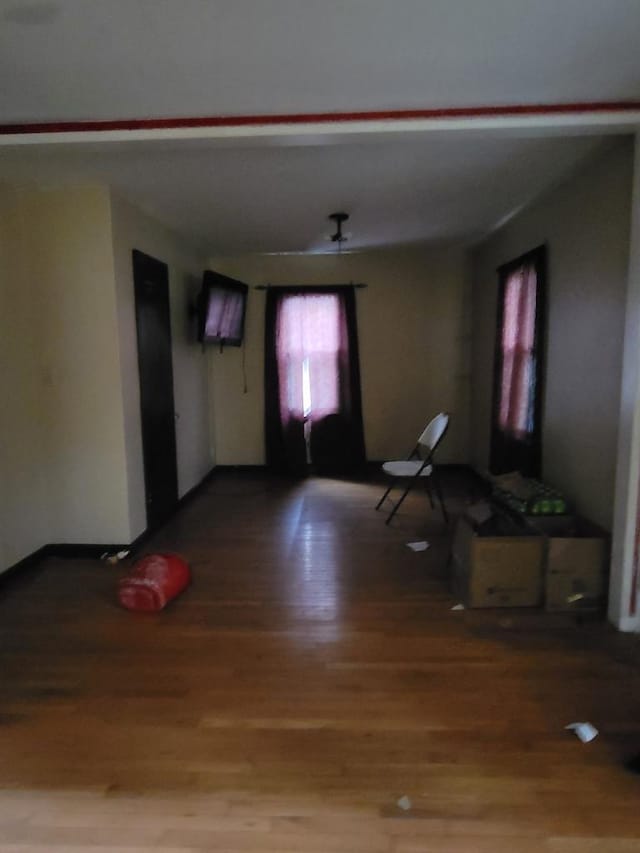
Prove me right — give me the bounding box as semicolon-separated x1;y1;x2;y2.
276;293;341;421
498;263;537;438
265;286;366;475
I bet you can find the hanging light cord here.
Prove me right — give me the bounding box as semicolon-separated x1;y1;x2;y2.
242;342;248;394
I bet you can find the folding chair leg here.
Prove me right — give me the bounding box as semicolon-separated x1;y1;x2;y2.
433;471;448;525
424;477;436;510
376;482;395;510
385;478;417;525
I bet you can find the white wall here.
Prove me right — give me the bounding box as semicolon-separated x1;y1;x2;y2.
26;186;130;543
470;139;633;530
0;184;212;573
110;192;211;540
207;246;469;466
0;185;131;571
609;134;640;630
0;186;50;569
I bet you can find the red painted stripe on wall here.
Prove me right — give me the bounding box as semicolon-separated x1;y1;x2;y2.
1;101;640;136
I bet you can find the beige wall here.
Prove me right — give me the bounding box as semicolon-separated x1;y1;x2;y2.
0;186;51;569
0;184;212;573
110;192;211;540
207;247;469;466
471;139;633;529
25;187;130;543
0;185;130;572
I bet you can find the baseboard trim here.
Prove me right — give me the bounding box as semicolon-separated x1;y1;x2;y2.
367;461;474;472
1;464;219;583
0;545;50;588
174;464;218;515
211;461;475;478
0;543;133;590
49;543;130;559
1;462;475;584
126;464;219;554
212;464;268;473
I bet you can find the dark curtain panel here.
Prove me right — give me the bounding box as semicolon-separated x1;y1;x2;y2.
264;285;366;476
264;288;306;475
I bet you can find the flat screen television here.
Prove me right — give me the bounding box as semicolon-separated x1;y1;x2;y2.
198;270;248;347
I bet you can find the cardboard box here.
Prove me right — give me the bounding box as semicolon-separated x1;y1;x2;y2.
541;518;609;611
451;515;544;608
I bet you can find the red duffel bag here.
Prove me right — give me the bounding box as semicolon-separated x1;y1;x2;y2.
118;553;190;612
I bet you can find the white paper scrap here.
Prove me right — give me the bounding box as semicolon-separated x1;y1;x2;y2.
451;603;465;611
565;722;599;743
101;549;130;565
397;795;412;811
406;541;429;552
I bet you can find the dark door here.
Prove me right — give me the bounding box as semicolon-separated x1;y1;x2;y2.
132;250;179;529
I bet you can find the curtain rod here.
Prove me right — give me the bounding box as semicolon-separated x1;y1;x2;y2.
254;282;367;290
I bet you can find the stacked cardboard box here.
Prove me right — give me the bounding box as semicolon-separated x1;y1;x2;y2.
451;503;608;610
451;505;544;608
526;515;609;611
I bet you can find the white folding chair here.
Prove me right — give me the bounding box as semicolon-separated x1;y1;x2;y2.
375;412;450;525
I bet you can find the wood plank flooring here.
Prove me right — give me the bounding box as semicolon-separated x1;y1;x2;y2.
1;470;640;851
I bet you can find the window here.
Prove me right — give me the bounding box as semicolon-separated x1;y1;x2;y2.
278;292;342;421
264;285;366;475
490;246;546;476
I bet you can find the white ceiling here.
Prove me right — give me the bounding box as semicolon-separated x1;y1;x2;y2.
0;1;638;253
0;134;610;253
1;0;640;122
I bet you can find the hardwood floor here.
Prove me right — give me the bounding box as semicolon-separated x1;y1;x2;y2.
1;470;640;851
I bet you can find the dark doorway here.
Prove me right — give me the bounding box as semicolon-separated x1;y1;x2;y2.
132;250;179;529
490;245;547;477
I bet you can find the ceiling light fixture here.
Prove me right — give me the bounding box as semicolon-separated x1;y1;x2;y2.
328;212;349;248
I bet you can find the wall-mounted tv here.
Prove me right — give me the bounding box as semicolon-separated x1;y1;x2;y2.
198;270;248;347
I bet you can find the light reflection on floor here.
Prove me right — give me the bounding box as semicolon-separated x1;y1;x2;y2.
279;487;342;641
